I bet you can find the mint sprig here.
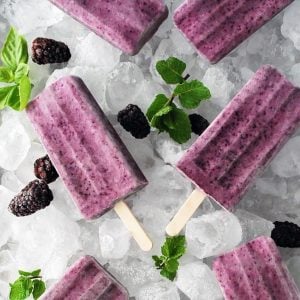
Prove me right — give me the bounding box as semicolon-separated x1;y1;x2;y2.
9;269;46;300
0;27;32;111
147;57;211;144
152;235;186;281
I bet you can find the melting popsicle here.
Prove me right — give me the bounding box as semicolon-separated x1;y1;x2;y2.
42;255;129;300
166;65;300;236
27;76;152;251
213;236;300;300
49;0;168;55
174;0;293;63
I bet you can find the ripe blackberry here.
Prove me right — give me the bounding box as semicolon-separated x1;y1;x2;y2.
8;180;53;217
118;104;150;139
32;37;71;65
271;221;300;248
34;154;59;184
189;114;209;136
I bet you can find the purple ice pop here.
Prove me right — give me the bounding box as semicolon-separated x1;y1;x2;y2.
166;65;300;236
174;0;293;63
49;0;168;55
213;236;300;300
42;256;128;300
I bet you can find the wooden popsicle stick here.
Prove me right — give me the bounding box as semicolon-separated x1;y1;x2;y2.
114;200;153;252
166;189;206;236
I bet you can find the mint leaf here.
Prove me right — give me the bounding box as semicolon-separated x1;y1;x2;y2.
146;94;169;121
167;108;191;144
32;280;46;299
19;269;41;277
0;66;14;82
162;112;176;129
162;235;186;258
165;258;179;273
0;85;18;109
160;269;177;281
174;80;211;109
18;75;32;111
1;27;28;71
14;63;29;83
9;278;32;300
149;102;173;132
156;57;186;84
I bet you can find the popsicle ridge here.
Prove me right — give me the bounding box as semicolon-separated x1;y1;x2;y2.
49;0;168;55
177;65;300;210
27;76;148;219
174;0;293;63
213;237;300;300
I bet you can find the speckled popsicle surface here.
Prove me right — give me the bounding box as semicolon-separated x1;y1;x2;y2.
213;237;300;300
174;0;294;63
27;76;148;220
42;256;129;300
177;65;300;210
49;0;168;55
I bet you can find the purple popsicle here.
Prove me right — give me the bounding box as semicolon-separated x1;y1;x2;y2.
213;237;300;300
49;0;168;55
42;256;128;300
174;0;293;63
27;76;152;251
166;65;300;236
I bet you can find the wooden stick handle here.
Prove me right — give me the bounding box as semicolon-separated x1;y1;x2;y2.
166;189;206;236
114;200;153;252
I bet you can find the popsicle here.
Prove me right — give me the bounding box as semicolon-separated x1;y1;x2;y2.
42;255;129;300
49;0;168;55
174;0;293;63
213;236;300;300
27;76;152;251
166;65;300;236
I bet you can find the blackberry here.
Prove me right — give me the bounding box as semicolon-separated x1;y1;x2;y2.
189;114;209;136
271;221;300;248
118;104;150;139
32;37;71;65
34;154;59;184
8;180;53;217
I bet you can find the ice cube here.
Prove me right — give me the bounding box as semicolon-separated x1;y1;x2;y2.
136;281;180;300
0;111;31;171
254;177;287;199
70;32;121;72
106;62;144;113
176;262;223;300
186;210;242;259
271;136;300;177
1;0;64;34
286;256;300;289
235;209;275;244
1;171;24;193
98;218;131;259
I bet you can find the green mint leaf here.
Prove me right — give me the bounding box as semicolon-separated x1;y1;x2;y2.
160;269;177;281
162;235;186;258
150;105;173;132
0;85;18;109
162;112;176;129
0;66;14;82
14;63;29;83
156;57;186;84
174;80;211;109
165;258;179;273
152;255;164;269
166;108;191;144
32;280;46;299
18;269;41;277
146;94;169;121
9;278;32;300
17;75;32;111
1;27;28;71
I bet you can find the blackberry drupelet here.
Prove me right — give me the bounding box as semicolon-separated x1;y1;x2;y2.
8;180;53;217
32;37;71;65
189;114;209;136
118;104;150;139
271;221;300;248
34;154;59;184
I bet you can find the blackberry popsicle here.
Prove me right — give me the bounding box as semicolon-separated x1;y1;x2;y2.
213;237;300;300
174;0;293;63
27;76;152;251
49;0;168;55
166;65;300;236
